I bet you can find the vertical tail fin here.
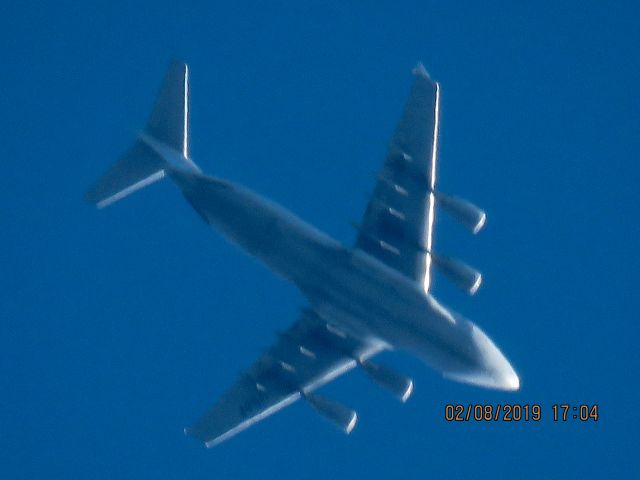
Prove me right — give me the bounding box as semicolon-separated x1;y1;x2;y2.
146;59;190;159
86;60;199;208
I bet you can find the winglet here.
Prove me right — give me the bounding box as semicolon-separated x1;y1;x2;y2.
412;62;431;80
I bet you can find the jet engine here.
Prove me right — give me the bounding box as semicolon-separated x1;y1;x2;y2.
359;360;413;402
304;392;358;434
436;192;486;234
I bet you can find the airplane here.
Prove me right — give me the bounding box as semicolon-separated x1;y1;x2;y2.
86;60;519;448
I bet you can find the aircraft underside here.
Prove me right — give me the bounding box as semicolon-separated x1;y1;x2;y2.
86;60;519;447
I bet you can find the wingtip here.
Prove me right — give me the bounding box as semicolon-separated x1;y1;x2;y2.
168;57;188;70
412;62;431;79
84;190;99;208
184;425;215;449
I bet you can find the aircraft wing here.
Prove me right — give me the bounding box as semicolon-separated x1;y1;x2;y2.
355;64;440;292
186;310;385;447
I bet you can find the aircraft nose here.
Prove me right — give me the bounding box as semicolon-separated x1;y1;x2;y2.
494;357;520;391
472;324;520;391
444;323;520;391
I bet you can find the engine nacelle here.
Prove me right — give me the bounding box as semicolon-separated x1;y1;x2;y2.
432;253;482;295
359;360;413;402
436;192;486;234
304;392;357;434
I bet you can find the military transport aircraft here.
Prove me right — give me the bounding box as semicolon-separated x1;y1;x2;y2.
87;61;519;447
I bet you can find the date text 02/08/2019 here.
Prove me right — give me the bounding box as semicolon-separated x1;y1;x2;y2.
443;404;599;422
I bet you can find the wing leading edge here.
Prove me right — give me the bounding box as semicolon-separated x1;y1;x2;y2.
355;64;439;292
186;310;384;447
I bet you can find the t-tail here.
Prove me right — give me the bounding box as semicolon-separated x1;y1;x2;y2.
86;60;200;208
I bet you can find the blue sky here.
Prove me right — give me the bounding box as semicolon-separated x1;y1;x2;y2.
1;1;639;478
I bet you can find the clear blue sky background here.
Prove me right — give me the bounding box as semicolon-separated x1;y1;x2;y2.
1;1;639;478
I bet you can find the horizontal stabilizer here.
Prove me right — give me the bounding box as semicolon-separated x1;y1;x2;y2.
85;140;166;208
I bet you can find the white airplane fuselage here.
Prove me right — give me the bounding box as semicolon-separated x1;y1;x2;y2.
172;168;520;391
